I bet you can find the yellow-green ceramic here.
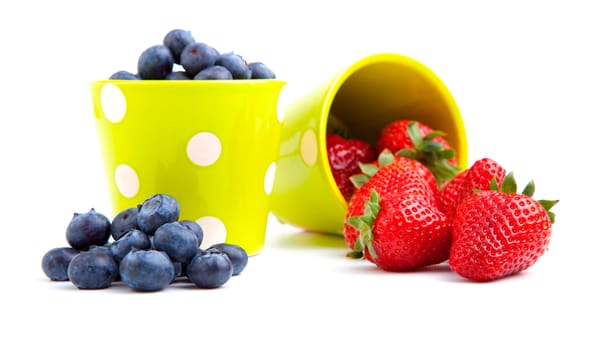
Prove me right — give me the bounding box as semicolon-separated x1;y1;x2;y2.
91;80;285;256
270;53;467;235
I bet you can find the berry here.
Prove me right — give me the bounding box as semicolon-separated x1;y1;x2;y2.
207;243;248;276
351;150;439;200
165;71;191;80
179;220;204;246
437;158;506;223
65;208;111;250
346;189;450;271
326;133;376;200
248;62;276;79
180;42;219;77
67;250;118;289
163;29;195;64
136;194;180;235
119;249;175;291
153;222;200;263
377;120;458;186
41;247;79;281
137;44;174;80
109;70;139;80
43;192;249;292
344;159;440;255
110;207;138;240
194;65;233;80
186;251;233;288
215;53;251;79
449;173;557;281
109;229;151;262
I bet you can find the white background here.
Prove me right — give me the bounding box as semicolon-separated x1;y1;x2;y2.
1;0;592;349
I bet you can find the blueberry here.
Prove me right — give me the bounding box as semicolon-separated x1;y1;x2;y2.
163;29;195;64
119;250;175;292
66;208;111;250
248;62;276;79
110;229;151;262
215;53;251;79
180;42;219;77
109;70;140;80
110;207;138;240
165;71;191;80
179;220;204;246
207;243;248;276
186;251;233;288
194;65;233;80
41;247;79;281
137;44;174;80
136;194;180;234
153;222;200;263
67;250;118;289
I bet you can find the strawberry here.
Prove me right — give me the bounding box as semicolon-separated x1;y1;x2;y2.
343;159;442;271
351;149;439;200
437;157;506;222
326;133;376;200
449;173;558;282
346;190;451;271
376;120;459;187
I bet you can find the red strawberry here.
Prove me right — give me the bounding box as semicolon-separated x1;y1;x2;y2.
326;133;376;200
437;157;506;222
351;149;439;200
377;119;459;187
346;190;451;271
449;173;557;281
343;159;438;251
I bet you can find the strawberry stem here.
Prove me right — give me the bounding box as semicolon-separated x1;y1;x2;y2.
395;121;460;187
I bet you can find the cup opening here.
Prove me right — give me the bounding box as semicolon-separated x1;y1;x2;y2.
320;53;467;206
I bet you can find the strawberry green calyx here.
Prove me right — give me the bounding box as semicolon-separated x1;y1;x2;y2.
490;172;559;223
350;149;395;189
396;121;459;187
346;190;380;259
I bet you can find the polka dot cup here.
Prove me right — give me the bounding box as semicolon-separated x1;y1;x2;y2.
270;53;468;234
91;80;285;255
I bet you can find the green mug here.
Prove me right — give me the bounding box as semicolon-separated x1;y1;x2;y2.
91;80;285;255
270;53;467;234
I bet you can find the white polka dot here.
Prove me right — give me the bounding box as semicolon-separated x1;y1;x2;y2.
187;132;222;166
100;83;127;123
114;164;139;198
264;162;276;195
300;129;318;166
196;216;227;249
276;86;289;123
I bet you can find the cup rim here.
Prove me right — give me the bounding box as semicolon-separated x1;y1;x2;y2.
91;79;286;86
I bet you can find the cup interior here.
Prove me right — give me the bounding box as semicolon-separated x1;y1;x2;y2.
323;54;467;167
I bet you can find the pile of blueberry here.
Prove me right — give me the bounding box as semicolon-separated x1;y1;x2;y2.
110;29;276;80
41;194;249;292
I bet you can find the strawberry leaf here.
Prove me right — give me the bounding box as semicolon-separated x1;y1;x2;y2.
522;180;536;197
359;163;379;177
395;121;460;187
350;174;370;189
501;172;517;194
407;122;424;147
489;177;499;191
345;189;381;260
378;149;396;167
494;171;559;224
538;199;559;224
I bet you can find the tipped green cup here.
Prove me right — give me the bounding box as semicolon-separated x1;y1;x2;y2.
91;80;285;255
270;53;468;234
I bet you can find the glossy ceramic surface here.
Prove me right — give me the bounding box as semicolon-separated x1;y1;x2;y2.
91;79;286;255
